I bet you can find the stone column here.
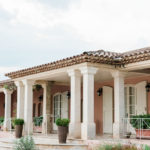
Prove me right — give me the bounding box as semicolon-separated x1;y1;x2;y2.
68;69;81;138
80;66;98;140
42;81;54;134
111;71;125;139
3;89;13;131
22;80;34;135
15;81;24;119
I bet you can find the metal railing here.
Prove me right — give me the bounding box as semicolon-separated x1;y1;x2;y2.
123;118;150;139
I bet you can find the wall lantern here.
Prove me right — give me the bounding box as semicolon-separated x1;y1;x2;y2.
97;88;103;96
145;83;150;92
67;91;71;99
38;95;43;102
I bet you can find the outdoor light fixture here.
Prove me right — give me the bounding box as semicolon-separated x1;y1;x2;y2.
97;88;103;96
67;91;71;99
145;83;150;92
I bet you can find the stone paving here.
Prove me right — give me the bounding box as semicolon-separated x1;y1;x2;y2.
0;132;150;150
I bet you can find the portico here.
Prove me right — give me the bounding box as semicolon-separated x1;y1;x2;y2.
6;62;127;140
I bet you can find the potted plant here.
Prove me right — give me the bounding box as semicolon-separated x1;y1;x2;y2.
56;118;70;143
14;118;24;138
33;116;43;133
130;114;150;139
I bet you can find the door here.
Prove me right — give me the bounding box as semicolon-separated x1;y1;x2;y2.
103;86;113;134
125;86;136;118
125;82;147;118
53;92;69;131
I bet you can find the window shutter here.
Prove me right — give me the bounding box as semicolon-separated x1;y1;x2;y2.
135;81;147;115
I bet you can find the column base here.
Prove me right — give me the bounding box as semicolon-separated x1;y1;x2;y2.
69;122;81;139
81;122;96;140
24;122;33;135
113;122;123;139
3;120;11;131
42;121;51;134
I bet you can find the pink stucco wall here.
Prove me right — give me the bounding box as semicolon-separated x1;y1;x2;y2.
0;93;5;117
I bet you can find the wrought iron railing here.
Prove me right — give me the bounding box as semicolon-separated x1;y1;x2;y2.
123;118;150;139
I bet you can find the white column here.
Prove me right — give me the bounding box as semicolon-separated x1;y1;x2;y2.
3;89;13;131
68;69;81;138
15;81;24;119
111;71;125;139
41;81;53;134
80;66;98;140
22;80;34;135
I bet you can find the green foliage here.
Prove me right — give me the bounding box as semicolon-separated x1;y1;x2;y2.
144;145;150;150
13;136;37;150
96;144;150;150
3;83;16;91
96;144;138;150
130;114;150;129
33;84;42;91
33;116;43;126
56;118;70;127
0;117;4;125
14;118;24;125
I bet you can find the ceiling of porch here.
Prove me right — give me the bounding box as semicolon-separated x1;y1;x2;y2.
35;69;148;84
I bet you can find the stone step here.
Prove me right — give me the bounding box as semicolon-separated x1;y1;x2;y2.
0;139;88;150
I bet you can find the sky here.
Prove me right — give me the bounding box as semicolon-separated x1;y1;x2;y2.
0;0;150;80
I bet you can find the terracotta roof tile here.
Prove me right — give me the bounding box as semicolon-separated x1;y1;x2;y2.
0;79;13;87
5;47;150;79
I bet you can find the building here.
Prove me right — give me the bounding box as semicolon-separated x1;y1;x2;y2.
0;47;150;140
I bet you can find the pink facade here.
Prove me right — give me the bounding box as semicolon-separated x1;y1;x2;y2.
0;75;150;135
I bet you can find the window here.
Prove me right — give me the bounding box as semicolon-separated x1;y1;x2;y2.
38;103;42;116
125;86;136;118
33;103;36;117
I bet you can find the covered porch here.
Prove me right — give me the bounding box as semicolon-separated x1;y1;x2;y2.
1;62;150;140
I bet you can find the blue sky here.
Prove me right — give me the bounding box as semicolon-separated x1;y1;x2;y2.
0;0;150;80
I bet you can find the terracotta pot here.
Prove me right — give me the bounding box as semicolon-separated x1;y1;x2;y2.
136;129;150;139
58;126;68;143
15;125;23;138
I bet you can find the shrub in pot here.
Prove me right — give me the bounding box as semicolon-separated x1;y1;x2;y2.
130;114;150;138
56;118;70;143
14;118;24;138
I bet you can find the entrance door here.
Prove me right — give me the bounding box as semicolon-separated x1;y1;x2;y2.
103;86;113;134
53;92;69;131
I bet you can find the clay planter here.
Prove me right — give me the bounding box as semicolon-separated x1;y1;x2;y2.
15;125;23;138
58;126;68;143
136;129;150;139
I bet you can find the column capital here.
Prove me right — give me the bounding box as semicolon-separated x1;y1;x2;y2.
41;81;55;89
80;66;98;75
3;89;13;95
15;81;24;87
111;70;127;78
67;69;81;77
22;80;35;86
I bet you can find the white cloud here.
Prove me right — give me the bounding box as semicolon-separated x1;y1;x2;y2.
0;0;64;28
0;66;22;81
0;0;150;52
